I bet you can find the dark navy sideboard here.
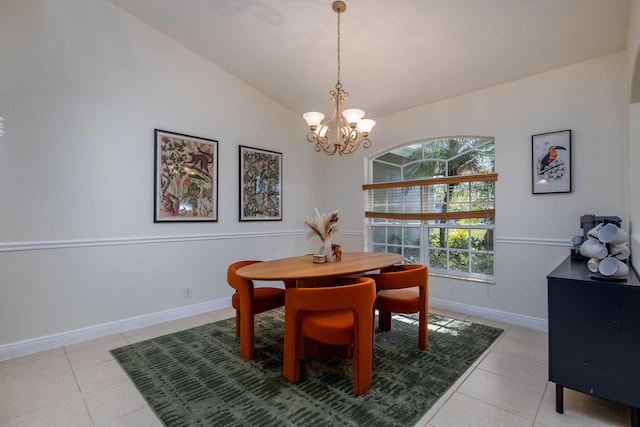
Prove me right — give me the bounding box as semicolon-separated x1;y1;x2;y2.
547;256;640;427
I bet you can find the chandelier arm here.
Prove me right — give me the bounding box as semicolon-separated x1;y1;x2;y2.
306;132;318;144
340;135;363;155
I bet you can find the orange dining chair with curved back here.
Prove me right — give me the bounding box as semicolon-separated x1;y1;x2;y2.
227;260;294;360
283;277;377;396
367;264;429;350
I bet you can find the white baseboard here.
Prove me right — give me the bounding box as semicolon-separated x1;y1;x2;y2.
1;296;547;362
429;297;548;332
0;298;232;361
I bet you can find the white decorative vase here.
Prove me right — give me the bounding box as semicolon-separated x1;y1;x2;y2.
320;239;333;262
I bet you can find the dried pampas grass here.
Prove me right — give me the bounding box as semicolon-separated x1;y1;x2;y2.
304;208;339;242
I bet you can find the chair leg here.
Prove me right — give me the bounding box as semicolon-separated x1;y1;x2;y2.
418;308;428;350
353;320;373;396
379;311;392;330
235;311;241;337
284;316;301;384
239;312;255;360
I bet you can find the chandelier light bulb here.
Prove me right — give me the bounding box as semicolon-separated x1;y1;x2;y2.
343;108;365;125
303;112;325;128
357;119;376;135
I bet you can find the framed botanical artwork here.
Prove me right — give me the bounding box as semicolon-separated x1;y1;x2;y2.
532;129;571;194
154;129;218;222
239;145;282;221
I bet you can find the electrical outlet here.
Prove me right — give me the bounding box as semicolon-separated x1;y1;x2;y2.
183;287;192;298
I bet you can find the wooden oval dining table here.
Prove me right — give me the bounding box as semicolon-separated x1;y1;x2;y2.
234;251;403;357
235;251;403;286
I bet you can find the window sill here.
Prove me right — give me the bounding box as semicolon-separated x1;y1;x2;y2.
429;272;495;285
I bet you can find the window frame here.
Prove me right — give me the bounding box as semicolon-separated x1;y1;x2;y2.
365;137;496;283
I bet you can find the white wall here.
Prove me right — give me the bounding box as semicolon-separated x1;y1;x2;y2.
0;0;319;348
322;52;628;321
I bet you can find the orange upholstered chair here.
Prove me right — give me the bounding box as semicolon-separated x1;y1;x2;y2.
283;277;376;396
227;260;293;360
367;264;429;350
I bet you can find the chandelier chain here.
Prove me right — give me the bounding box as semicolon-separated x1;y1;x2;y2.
336;9;341;89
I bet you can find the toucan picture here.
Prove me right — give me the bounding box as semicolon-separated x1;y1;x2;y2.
538;145;567;174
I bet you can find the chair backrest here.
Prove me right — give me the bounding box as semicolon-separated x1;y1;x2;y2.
285;277;376;315
227;260;261;294
368;264;428;291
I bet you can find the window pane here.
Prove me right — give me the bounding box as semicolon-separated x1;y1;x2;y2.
449;250;469;272
372;227;386;244
372;188;389;206
470;229;492;251
428;228;446;248
448;229;469;249
404;186;421;213
372;244;386;253
373;144;422;168
476;144;495;172
471;181;495;202
423;139;451;158
450;182;471;202
426;184;447;212
448;151;480;176
404;227;420;246
404;160;445;179
448;202;470;212
372;161;401;182
429;249;447;269
387;226;402;245
472;202;494;211
404;247;420;264
472;253;494;274
386;188;404;212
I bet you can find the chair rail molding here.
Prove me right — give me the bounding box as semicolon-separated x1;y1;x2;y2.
1;231;569;253
0;230;307;252
495;236;569;247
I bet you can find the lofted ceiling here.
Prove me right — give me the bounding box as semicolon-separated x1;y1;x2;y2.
108;0;630;119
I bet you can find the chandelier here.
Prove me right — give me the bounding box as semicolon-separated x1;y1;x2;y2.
303;1;375;156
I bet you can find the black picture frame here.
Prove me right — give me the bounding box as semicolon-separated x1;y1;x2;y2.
154;129;218;222
239;145;283;221
532;129;572;194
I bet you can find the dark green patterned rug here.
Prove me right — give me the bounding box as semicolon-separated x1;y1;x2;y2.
111;309;503;426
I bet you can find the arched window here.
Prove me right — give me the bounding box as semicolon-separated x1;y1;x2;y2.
364;137;496;282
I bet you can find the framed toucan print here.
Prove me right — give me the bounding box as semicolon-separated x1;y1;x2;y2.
532;129;571;194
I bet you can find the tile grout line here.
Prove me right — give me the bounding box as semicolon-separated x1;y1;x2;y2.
64;345;98;427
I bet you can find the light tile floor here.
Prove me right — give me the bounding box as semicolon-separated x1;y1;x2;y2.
0;307;633;427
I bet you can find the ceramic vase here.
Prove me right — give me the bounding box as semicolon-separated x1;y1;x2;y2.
320;239;333;262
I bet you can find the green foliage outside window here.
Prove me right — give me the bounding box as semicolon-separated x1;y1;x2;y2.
427;228;494;275
369;137;495;280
